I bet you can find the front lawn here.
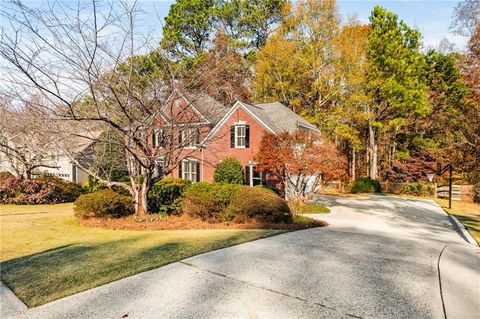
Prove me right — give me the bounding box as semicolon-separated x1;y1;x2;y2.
302;203;331;214
0;204;284;307
434;199;480;245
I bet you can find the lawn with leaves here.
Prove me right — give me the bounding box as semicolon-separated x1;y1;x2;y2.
434;199;480;245
0;204;285;307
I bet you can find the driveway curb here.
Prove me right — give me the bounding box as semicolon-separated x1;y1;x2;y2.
0;282;27;318
447;214;479;247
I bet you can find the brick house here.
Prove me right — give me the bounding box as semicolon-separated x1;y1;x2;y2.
151;91;319;187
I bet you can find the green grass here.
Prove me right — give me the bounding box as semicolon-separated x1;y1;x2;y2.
303;203;331;214
0;204;284;307
434;199;480;245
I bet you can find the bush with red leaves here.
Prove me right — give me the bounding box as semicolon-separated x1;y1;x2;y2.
0;177;80;204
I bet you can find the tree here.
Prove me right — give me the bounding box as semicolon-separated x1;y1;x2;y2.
161;0;217;61
255;130;348;197
214;157;244;184
365;6;430;180
255;0;340;113
0;102;60;179
185;30;253;105
450;0;479;37
90;130;129;182
0;0;214;215
221;0;288;50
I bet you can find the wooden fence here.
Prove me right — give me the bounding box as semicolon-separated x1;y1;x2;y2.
323;181;474;202
436;185;462;201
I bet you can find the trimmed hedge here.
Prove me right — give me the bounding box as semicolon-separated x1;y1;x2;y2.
74;189;134;218
214;157;244;184
0;176;82;204
182;182;242;221
227;187;292;223
182;182;292;223
351;177;381;193
148;177;191;214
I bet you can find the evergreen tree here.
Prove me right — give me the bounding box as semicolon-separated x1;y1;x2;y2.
365;6;429;179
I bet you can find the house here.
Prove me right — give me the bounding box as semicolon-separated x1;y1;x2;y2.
0;134;94;184
152;91;319;188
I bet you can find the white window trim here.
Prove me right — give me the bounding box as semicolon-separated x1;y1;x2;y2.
234;124;246;148
154;129;165;148
181;159;199;183
182;129;198;149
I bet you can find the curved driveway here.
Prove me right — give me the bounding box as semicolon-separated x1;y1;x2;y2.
3;195;480;318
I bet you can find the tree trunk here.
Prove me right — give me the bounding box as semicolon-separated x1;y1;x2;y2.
368;124;378;180
351;149;356;181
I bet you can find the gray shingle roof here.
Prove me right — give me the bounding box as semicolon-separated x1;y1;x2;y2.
240;101;319;134
183;92;231;124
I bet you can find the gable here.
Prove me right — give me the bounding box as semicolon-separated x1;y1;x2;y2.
202;101;275;144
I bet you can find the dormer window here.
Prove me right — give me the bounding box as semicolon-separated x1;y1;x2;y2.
230;123;250;148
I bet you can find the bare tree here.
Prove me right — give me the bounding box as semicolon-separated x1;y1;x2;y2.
0;0;220;214
0;100;60;179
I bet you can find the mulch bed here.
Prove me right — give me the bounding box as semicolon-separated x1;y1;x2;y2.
77;214;328;231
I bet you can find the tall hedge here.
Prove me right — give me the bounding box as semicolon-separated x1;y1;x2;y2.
214;157;244;184
147;177;191;214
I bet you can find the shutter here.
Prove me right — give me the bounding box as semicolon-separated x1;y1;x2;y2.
245;125;250;148
196;128;200;144
245;166;250;186
152;131;156;148
230;126;235;148
178;161;183;179
196;162;201;182
178;130;183;145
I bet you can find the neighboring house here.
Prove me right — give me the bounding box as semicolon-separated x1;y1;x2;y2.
151;92;319;188
0;136;93;184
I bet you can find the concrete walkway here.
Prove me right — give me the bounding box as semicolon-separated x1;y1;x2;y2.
2;195;479;318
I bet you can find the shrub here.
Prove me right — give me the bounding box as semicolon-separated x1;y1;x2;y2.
305;203;330;214
254;184;280;195
0;171;13;184
474;183;480;204
351;177;381;193
181;182;242;221
74;189;134;218
36;175;84;201
401;182;433;196
0;177;66;204
227;187;293;223
213;157;244;184
148;177;191;214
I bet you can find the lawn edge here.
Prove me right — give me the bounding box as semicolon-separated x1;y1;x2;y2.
445;214;479;247
3;228;293;308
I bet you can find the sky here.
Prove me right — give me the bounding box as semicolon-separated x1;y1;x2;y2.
136;0;468;51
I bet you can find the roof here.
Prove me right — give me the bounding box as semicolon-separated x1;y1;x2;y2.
203;100;319;143
182;92;231;124
160;91;230;124
241;101;319;134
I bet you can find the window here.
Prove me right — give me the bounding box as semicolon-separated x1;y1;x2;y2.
230;124;249;148
246;164;265;186
153;129;165;148
180;159;200;182
181;129;198;148
235;125;246;147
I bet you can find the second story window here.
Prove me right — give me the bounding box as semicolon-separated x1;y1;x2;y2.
153;129;166;148
180;128;199;148
230;123;250;148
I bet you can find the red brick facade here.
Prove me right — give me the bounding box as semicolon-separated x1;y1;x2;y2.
166;102;272;186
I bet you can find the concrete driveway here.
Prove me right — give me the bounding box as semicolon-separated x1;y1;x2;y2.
3;195;480;319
